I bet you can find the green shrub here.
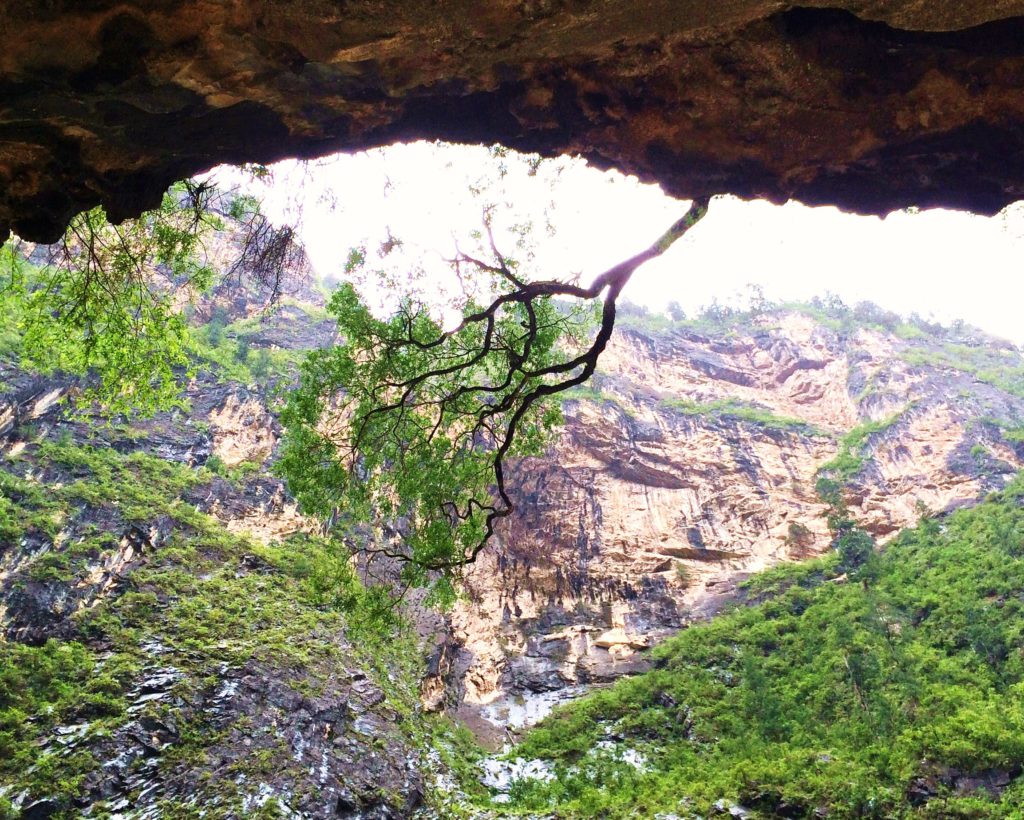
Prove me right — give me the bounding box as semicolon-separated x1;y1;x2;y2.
659;397;822;434
205;453;227;475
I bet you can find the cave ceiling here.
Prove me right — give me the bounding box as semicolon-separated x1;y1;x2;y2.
3;1;1024;242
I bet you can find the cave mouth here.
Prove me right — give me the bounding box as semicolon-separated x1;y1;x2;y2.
4;4;1024;243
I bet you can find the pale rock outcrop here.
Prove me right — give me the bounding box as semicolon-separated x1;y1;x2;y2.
208;393;276;468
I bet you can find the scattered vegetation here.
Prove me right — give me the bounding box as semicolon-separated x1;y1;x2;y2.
187;308;304;387
815;411;905;492
812;413;905;577
563;383;635;416
784;521;815;554
614;291;1015;356
1005;427;1024;444
968;417;1024;452
902;344;1024;399
0;437;457;816
660;396;824;434
0;640;139;809
500;477;1024;817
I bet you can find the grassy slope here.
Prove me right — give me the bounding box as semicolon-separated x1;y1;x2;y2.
499;478;1024;818
0;437;447;816
0;280;478;818
0;242;493;817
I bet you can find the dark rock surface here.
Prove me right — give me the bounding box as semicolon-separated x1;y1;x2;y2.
4;2;1024;241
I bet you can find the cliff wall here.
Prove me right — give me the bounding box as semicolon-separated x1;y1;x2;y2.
442;310;1024;743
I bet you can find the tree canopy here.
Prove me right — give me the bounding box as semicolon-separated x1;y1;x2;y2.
0;179;309;416
277;198;708;602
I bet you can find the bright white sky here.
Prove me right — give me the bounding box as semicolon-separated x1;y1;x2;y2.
220;141;1024;345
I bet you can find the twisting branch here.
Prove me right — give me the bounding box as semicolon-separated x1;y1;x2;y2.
226;213;311;301
449;197;711;565
278;198;710;596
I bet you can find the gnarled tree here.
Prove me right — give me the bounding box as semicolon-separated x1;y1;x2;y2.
277;197;709;603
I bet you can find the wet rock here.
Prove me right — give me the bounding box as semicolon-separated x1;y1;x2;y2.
712;799;752;818
21;799;61;819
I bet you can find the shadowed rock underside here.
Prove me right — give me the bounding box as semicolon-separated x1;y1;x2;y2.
3;1;1024;241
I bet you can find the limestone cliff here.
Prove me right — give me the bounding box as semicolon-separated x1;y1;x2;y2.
441;309;1024;744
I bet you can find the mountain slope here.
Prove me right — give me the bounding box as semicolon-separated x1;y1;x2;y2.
495;477;1024;817
0;259;453;817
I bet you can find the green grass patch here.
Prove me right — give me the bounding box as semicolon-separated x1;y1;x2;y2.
902;344;1024;398
660;397;824;435
815;410;905;491
37;437;205;522
563;384;635;416
0;437;478;816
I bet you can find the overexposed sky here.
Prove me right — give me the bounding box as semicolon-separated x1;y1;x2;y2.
216;142;1024;345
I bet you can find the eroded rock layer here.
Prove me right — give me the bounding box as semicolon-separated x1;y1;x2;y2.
4;1;1024;240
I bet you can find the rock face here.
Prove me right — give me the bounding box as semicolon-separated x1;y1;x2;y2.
439;310;1024;744
5;217;1024;804
4;2;1024;241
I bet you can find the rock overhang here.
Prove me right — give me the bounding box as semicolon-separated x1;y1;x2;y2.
3;1;1024;242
